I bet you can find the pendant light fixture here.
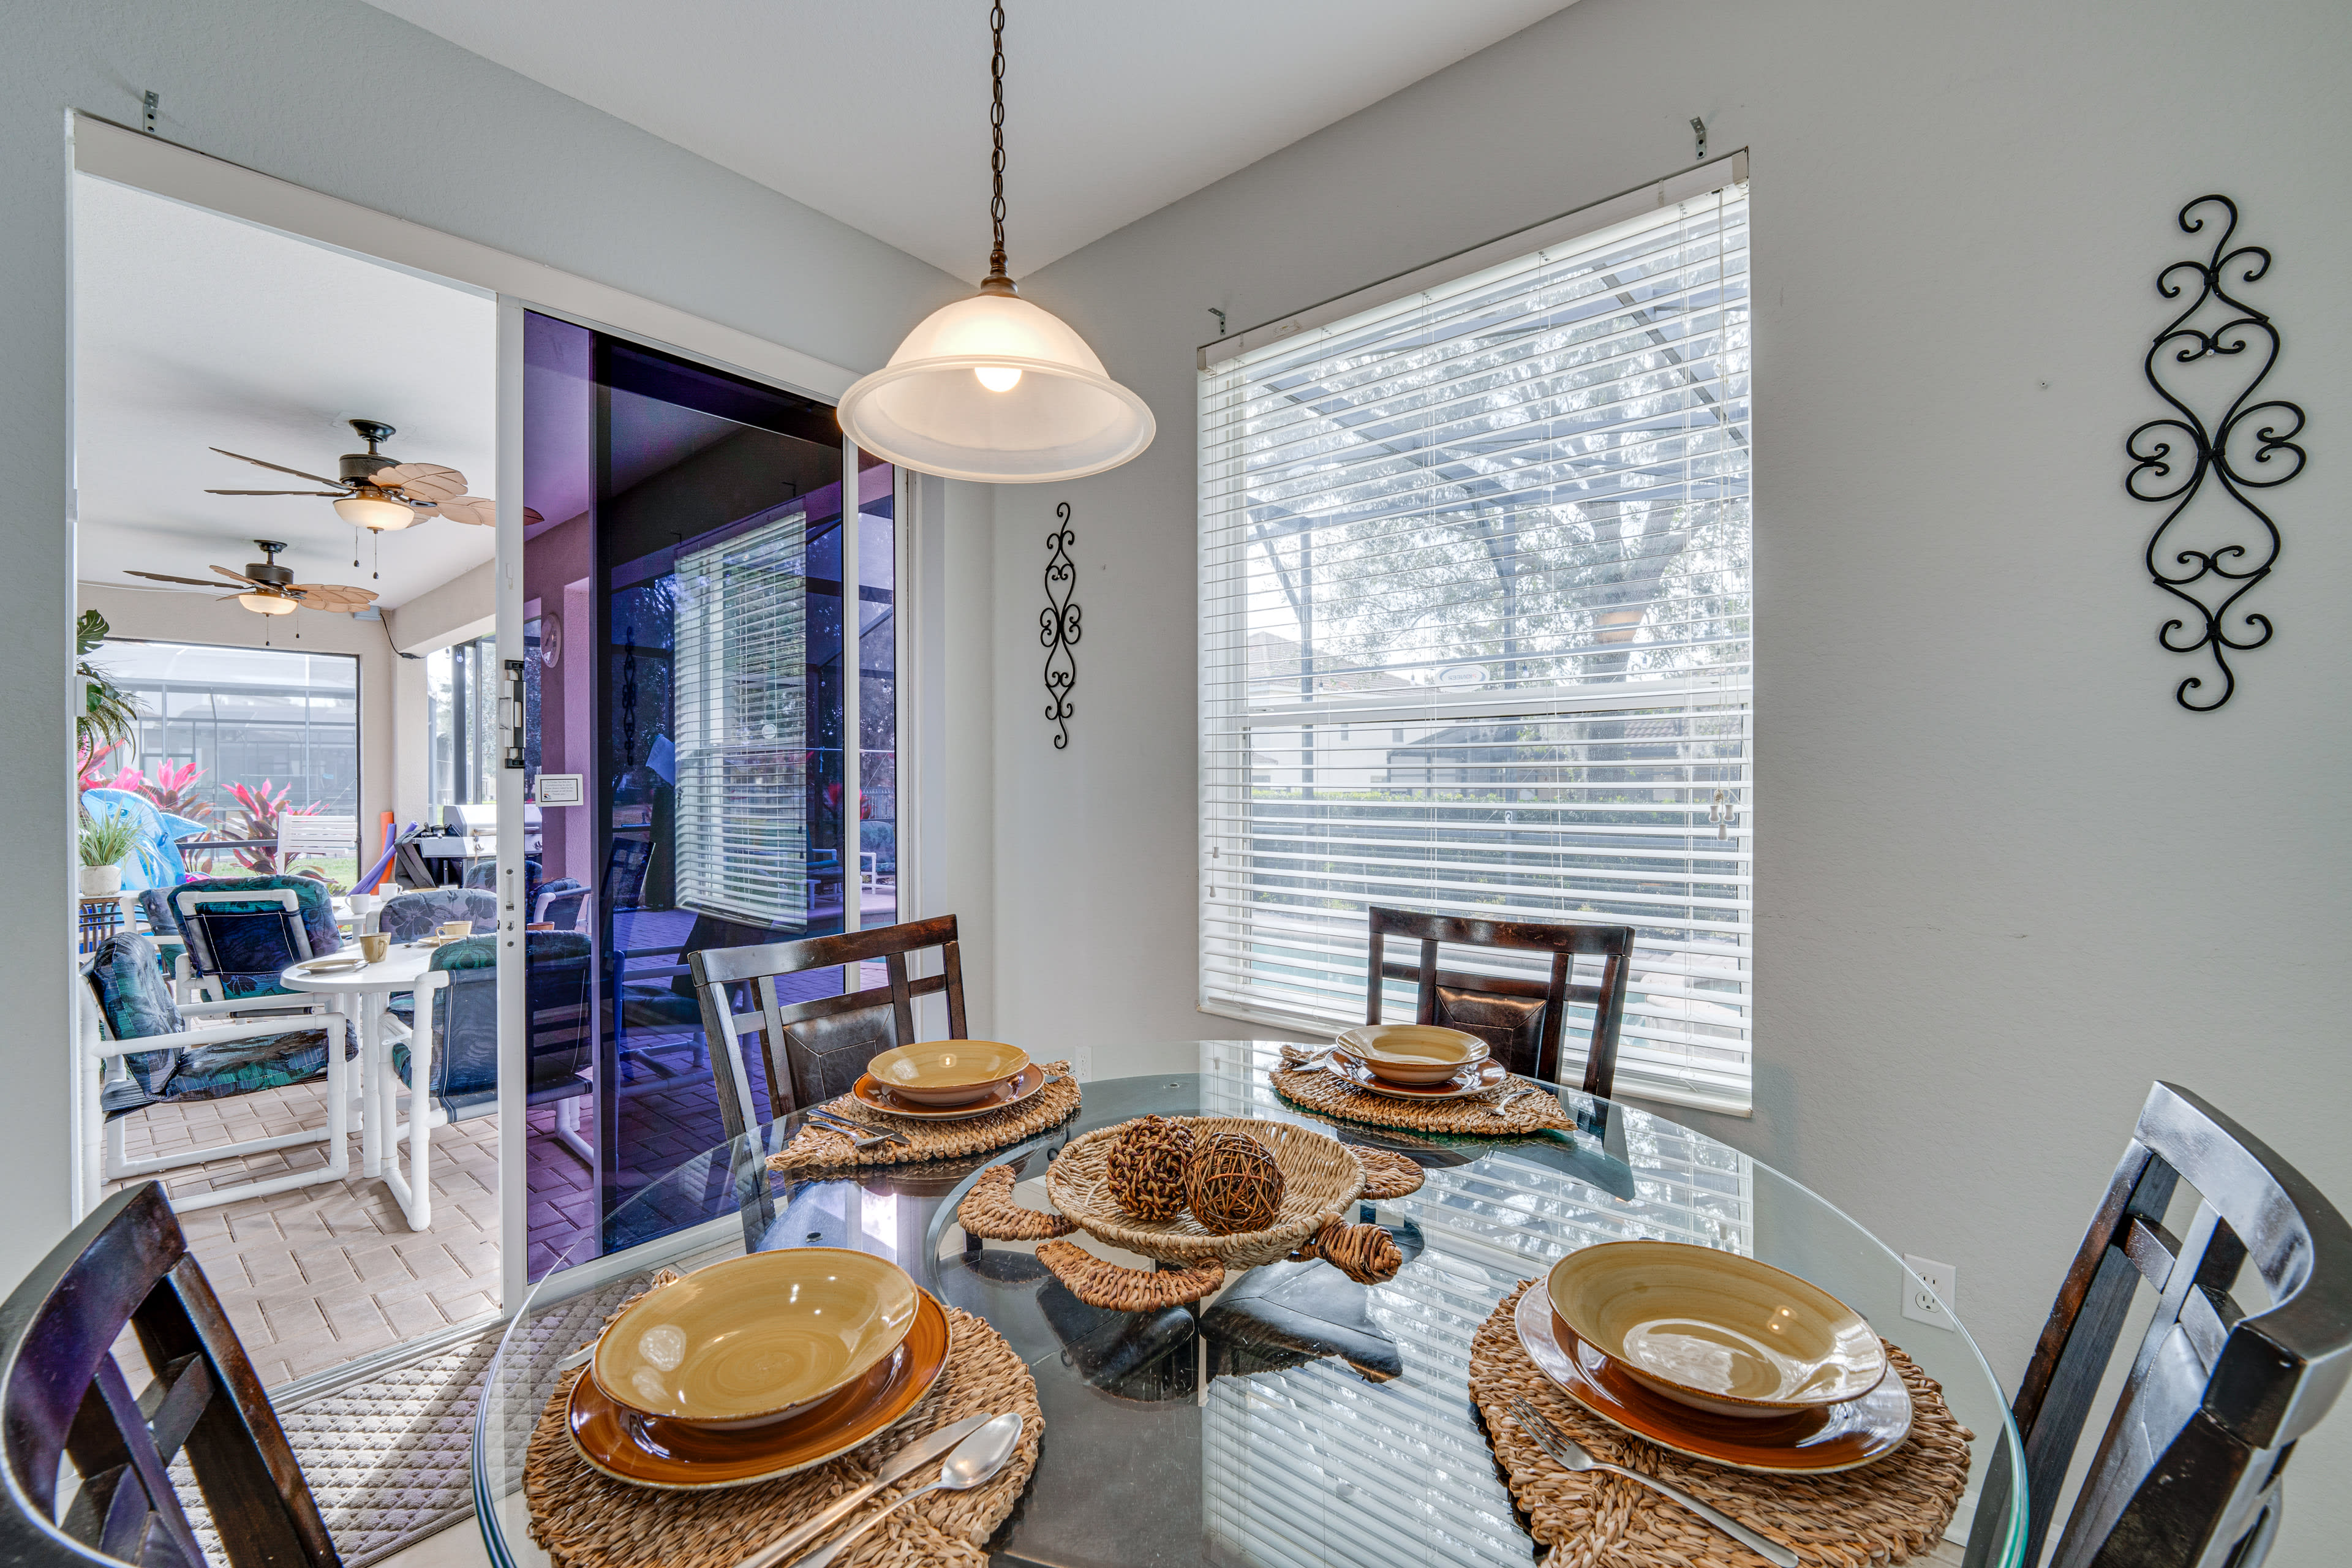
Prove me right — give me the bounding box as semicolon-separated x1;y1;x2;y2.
836;2;1153;483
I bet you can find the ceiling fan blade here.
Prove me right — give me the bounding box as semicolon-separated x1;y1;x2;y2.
433;495;494;526
209;448;343;487
288;583;378;613
126;570;231;588
210;565;262;587
204;488;349;497
375;462;466;504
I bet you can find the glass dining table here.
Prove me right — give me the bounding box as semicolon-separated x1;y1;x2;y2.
472;1041;2026;1567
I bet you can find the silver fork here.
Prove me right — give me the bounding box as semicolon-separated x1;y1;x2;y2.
803;1108;905;1150
1506;1395;1798;1567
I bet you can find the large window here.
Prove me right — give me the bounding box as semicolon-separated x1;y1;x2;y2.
426;633;501;807
88;638;361;879
1199;174;1752;1110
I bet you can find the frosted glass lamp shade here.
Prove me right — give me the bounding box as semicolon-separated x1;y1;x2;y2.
334;493;416;531
239;592;298;616
838;292;1154;483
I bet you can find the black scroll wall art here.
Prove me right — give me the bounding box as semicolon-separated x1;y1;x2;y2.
1042;503;1080;747
2125;194;2307;712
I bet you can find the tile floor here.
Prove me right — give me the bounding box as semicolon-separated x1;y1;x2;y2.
111;1079;508;1385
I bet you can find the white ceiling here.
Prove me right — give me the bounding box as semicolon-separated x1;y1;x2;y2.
74;173;497;611
362;0;1580;277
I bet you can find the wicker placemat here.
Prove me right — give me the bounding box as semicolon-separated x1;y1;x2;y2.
1272;1046;1574;1136
524;1304;1042;1568
767;1061;1080;1175
1471;1282;1970;1567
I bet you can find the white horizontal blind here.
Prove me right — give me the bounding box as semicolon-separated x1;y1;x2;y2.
1199;181;1752;1112
673;508;809;929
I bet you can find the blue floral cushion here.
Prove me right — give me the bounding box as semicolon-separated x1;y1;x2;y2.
84;934;184;1097
168;876;342;997
162;1028;341;1104
376;887;498;944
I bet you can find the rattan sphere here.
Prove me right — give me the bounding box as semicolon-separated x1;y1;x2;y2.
1184;1131;1286;1234
1103;1115;1197;1221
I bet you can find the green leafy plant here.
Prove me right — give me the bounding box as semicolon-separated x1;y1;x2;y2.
78;806;141;869
76;611;143;762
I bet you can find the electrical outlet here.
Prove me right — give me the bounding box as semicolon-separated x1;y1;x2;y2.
1901;1255;1958;1330
1074;1046;1094;1082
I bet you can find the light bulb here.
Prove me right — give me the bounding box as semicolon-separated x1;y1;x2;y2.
239;592;298;617
334;493;417;532
973;364;1023;393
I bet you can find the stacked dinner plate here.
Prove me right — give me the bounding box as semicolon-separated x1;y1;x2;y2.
567;1250;951;1488
850;1039;1046;1120
1329;1024;1508;1101
1516;1240;1914;1473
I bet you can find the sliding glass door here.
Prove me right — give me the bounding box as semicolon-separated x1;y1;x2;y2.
519;312;895;1275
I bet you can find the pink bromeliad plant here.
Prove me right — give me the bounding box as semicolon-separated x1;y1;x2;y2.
223;778;322;874
135;759;213;823
76;741;143;794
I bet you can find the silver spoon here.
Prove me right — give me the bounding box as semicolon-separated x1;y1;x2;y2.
791;1412;1023;1568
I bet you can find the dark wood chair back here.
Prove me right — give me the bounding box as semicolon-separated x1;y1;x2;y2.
1982;1081;2352;1568
0;1182;337;1568
1363;907;1633;1095
689;915;970;1140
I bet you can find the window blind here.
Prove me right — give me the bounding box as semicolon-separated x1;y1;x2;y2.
1199;179;1752;1112
673;508;809;930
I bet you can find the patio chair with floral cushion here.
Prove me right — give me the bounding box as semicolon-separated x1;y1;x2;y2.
379;932;593;1228
79;933;354;1213
164;875;343;1002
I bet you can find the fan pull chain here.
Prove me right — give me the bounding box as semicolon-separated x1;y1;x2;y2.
353;525;361;568
372;531;380;581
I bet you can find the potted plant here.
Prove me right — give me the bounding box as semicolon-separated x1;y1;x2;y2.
75;611;141;762
78;807;140;897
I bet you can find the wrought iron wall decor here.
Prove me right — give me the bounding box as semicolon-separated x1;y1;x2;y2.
1042;502;1081;747
2125;194;2306;712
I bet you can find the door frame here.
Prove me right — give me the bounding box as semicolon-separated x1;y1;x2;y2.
66;113;906;1313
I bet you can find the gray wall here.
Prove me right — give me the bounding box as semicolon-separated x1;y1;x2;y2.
995;0;2352;1551
6;0;959;1263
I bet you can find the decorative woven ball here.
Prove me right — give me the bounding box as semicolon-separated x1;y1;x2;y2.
1183;1131;1286;1235
1103;1115;1197;1221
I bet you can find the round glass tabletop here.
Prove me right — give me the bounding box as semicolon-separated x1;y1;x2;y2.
473;1041;2025;1567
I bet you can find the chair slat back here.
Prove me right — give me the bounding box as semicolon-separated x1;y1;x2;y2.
1363;907;1633;1095
0;1183;338;1568
1997;1082;2352;1568
690;916;968;1139
170;889;315;997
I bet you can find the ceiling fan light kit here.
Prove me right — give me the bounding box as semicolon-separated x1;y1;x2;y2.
237;590;299;616
333;492;417;531
836;1;1153;484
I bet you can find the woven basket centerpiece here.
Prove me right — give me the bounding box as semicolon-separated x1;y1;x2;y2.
1045;1116;1365;1270
1102;1115;1197;1221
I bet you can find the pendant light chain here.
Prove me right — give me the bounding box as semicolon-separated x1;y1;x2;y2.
987;1;1009;284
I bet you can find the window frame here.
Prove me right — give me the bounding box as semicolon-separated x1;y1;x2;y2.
1196;156;1754;1115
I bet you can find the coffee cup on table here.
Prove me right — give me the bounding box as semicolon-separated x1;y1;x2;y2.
437;921;474;943
358;932;390;962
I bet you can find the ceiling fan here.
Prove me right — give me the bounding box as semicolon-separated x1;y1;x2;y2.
205;417;540;530
126;541;379;617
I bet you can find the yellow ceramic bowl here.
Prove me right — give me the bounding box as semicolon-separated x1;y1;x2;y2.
1333;1024;1489;1085
1546;1240;1887;1418
865;1040;1030;1107
591;1249;919;1430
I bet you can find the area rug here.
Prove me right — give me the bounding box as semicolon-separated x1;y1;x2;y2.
177;1329;499;1567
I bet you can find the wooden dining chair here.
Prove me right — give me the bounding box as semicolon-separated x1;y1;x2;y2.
690;914;970;1140
1966;1080;2352;1568
1363;907;1634;1095
0;1181;339;1568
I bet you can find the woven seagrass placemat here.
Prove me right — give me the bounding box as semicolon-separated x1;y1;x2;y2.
767;1061;1080;1175
1471;1282;1970;1567
1271;1046;1574;1136
524;1304;1042;1568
